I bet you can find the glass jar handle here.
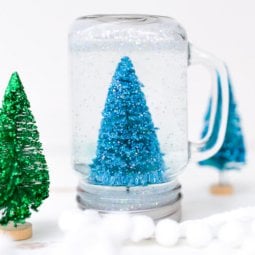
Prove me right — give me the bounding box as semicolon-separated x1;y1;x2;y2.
188;44;229;161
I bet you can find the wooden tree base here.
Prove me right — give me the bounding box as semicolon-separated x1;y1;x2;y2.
210;184;234;196
0;222;32;241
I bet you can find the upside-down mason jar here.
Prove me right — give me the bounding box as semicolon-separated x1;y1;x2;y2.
69;14;229;220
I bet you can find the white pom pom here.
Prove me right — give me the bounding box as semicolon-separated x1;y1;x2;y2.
155;219;180;246
0;234;15;255
102;213;133;242
217;221;245;247
185;221;213;247
130;215;155;242
242;237;255;254
205;242;233;255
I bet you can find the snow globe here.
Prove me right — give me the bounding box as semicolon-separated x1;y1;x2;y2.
69;14;229;220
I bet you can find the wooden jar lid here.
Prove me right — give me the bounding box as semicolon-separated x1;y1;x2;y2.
0;222;32;241
210;184;234;196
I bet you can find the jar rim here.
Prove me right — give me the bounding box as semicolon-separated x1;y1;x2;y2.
73;14;187;40
77;14;174;22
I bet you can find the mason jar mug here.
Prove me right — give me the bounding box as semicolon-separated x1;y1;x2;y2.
69;14;229;220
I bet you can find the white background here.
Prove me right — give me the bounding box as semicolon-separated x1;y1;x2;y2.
0;0;254;187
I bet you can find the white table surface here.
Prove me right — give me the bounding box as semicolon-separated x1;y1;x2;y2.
15;161;255;255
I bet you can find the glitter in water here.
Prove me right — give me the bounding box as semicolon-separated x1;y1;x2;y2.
89;56;166;186
0;72;49;225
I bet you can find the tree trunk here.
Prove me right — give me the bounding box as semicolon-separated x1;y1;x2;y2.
219;171;228;186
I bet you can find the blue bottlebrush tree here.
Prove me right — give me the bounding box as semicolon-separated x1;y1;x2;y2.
89;56;166;186
199;70;246;178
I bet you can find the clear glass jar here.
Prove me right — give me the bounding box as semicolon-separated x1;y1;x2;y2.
69;14;229;219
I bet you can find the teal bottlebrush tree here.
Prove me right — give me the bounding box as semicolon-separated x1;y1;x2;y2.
0;72;49;226
89;56;166;186
199;71;246;194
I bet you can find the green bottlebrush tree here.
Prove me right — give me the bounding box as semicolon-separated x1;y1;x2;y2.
0;72;49;225
89;56;166;186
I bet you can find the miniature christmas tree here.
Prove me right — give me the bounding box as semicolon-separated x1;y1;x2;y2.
0;72;49;234
199;71;246;195
89;56;166;186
